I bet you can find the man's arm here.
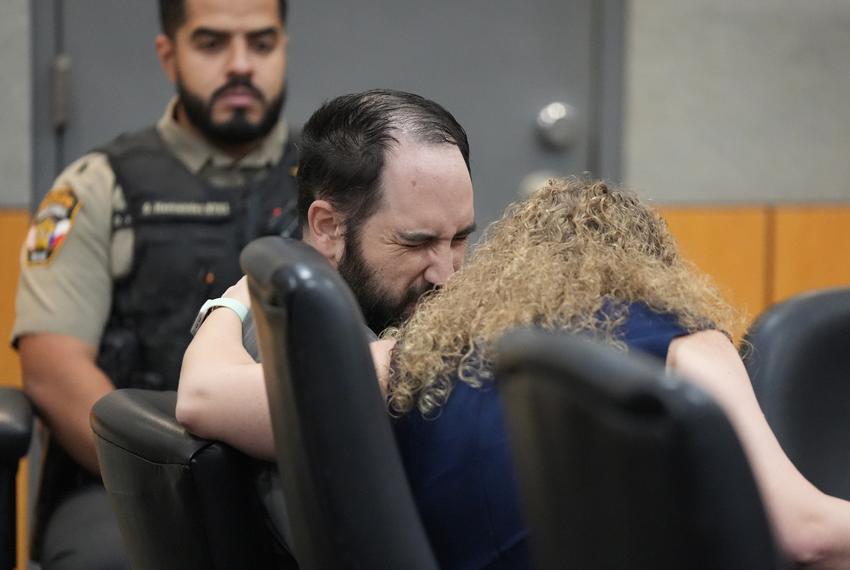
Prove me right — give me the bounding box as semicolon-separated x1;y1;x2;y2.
12;153;117;475
20;334;114;475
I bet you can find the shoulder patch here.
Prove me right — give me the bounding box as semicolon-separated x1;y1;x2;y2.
25;186;82;265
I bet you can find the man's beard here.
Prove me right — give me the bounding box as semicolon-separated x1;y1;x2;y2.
177;75;285;147
338;233;435;334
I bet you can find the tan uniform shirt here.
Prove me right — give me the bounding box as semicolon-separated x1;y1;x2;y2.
13;98;289;348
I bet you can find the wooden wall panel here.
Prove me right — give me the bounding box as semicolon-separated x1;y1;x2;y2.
772;206;850;303
659;207;770;324
0;211;28;388
0;209;29;570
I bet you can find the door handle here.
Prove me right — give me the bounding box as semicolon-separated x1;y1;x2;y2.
536;101;577;151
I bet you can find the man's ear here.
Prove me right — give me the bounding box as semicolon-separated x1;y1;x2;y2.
155;34;177;84
306;200;345;266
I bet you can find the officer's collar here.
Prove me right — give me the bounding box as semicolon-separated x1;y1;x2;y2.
157;96;289;174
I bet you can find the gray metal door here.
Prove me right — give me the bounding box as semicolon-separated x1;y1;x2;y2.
33;0;623;227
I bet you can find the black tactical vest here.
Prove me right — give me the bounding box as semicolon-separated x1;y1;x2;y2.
31;126;299;559
98;126;299;391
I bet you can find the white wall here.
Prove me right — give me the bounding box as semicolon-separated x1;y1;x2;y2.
0;0;31;208
623;0;850;203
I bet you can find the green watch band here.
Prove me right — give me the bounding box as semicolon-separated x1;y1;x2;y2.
190;297;249;336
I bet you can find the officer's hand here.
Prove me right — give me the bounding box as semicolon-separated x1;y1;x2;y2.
223;275;251;308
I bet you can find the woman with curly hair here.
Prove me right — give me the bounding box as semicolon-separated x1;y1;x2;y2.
379;178;850;569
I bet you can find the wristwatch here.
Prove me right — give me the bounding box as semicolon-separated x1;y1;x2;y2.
190;297;249;336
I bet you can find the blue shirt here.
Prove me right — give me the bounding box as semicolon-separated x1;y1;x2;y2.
392;303;690;569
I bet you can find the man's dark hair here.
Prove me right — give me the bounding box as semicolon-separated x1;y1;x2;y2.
296;89;471;235
158;0;288;37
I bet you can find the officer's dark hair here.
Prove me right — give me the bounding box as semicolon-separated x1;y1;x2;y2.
158;0;288;38
296;89;471;239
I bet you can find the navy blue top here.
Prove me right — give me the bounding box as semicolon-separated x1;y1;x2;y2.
392;303;690;569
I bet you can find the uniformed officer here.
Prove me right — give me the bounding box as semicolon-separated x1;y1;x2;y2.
12;0;295;568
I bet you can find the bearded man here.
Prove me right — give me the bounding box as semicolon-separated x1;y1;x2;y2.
179;88;476;459
13;1;296;567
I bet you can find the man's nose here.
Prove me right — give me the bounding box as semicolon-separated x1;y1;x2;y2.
227;39;253;76
424;246;456;286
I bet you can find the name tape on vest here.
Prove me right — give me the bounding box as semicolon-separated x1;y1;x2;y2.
140;200;231;218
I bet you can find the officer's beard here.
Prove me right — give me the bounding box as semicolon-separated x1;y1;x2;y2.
176;75;286;148
337;230;436;335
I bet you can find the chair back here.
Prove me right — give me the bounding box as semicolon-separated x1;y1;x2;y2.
242;236;437;570
92;389;296;570
0;388;32;570
497;330;783;570
743;287;850;499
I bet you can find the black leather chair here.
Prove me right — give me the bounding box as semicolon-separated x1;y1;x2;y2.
91;389;296;570
743;287;850;500
497;330;784;570
0;387;32;570
242;236;437;570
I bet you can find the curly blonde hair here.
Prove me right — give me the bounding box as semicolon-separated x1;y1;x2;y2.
384;177;742;416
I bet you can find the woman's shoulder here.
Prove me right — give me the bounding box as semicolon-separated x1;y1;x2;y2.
617;301;691;360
